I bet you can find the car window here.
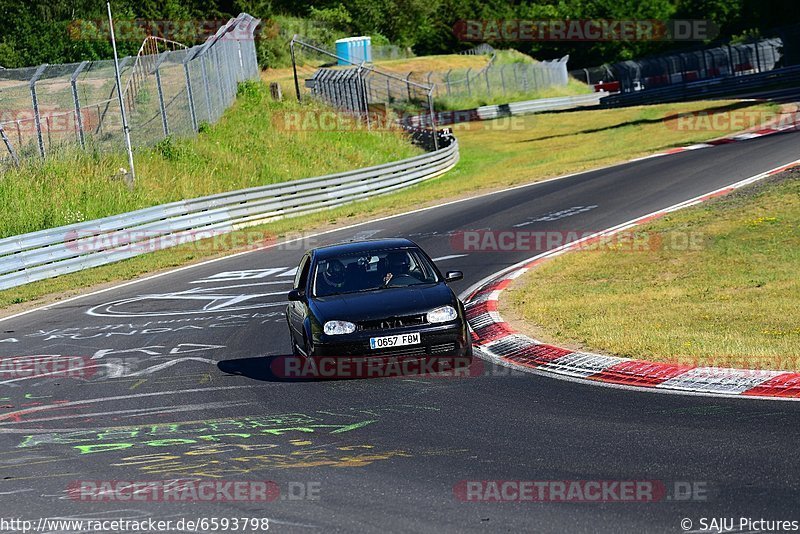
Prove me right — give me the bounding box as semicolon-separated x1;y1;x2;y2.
312;249;439;297
294;255;310;290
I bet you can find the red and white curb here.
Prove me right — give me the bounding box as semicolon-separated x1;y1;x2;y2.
630;112;800;162
463;158;800;400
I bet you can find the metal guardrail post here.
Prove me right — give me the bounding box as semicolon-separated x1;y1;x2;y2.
70;61;89;149
29;64;48;158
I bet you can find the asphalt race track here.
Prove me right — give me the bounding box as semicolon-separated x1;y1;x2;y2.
1;130;800;533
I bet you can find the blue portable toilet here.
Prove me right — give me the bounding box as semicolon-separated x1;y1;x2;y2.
336;36;372;66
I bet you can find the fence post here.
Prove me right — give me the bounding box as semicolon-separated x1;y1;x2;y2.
153;52;170;137
357;63;370;129
726;44;735;76
199;52;213;123
500;65;506;94
427;89;438;151
213;46;227;108
406;73;413;101
236;40;244;81
0;124;20;167
465;68;471;96
227;42;240;94
445;70;451;95
753;41;761;73
485;66;491;95
183;57;199;132
29;64;48;158
70;61;89;149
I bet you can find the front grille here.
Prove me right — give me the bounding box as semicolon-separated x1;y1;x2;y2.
372;345;428;357
357;314;427;331
430;342;457;354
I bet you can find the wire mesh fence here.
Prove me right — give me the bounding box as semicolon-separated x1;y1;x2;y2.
293;36;569;118
571;36;786;92
290;36;443;150
0;13;260;170
422;57;569;99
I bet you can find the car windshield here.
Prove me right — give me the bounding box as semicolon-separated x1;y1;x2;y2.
312;248;440;297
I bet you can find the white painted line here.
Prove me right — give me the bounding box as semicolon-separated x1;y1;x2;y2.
431;254;468;262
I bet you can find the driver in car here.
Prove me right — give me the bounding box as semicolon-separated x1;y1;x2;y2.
322;259;347;292
384;251;411;286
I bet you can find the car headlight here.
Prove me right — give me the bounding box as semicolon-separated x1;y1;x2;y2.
427;305;458;324
324;320;356;335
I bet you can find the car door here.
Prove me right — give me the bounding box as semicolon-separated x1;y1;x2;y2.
288;254;311;348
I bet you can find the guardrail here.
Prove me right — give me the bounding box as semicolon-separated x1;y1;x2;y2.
402;92;607;128
602;64;800;107
0;140;459;291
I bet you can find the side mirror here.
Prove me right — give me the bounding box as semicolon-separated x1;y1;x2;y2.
445;271;463;282
288;289;305;301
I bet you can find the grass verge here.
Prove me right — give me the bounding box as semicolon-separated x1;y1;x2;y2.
0;98;776;312
0;80;420;238
502;169;800;371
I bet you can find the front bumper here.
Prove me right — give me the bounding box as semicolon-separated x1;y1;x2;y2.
312;321;470;358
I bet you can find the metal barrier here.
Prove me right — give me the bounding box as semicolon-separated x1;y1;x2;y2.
602;64;800;107
401;92;607;128
0;140;459;291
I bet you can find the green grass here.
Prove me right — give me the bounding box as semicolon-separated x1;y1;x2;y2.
0;80;420;238
0;98;775;311
503;172;800;371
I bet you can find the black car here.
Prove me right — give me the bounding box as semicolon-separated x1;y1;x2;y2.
285;238;472;361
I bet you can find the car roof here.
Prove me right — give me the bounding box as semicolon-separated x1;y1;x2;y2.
312;238;419;260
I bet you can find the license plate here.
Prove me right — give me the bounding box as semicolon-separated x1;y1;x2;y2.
370;332;421;350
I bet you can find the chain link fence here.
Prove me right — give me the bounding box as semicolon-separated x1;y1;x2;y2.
295;37;569;113
0;13;260;170
420;57;570;99
572;35;787;92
